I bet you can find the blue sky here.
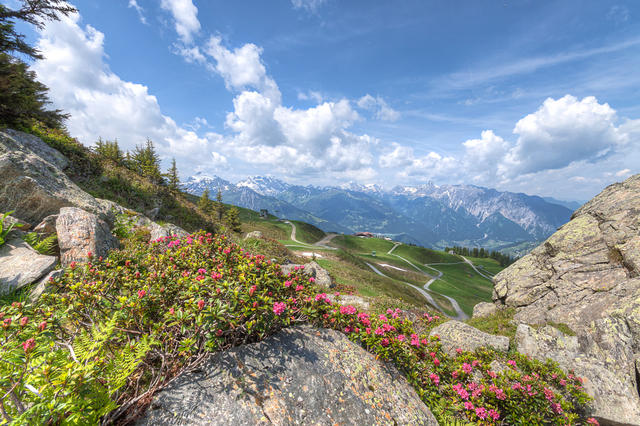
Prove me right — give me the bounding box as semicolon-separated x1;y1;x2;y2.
17;0;640;200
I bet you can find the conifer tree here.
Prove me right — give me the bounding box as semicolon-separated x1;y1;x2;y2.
167;158;180;192
224;206;241;232
216;189;224;220
198;189;212;214
132;139;164;184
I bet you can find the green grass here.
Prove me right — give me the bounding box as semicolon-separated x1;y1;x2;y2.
330;235;396;254
462;256;503;276
466;308;517;347
290;220;325;244
393;244;460;265
429;263;494;317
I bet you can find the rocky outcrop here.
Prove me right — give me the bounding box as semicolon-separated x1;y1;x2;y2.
56;207;119;266
516;323;640;424
281;261;333;288
0;237;57;296
244;230;263;240
493;173;640;329
429;320;509;356
471;302;498;318
29;269;63;302
139;326;437;425
33;214;58;236
149;222;188;241
492;174;640;424
0;129;108;225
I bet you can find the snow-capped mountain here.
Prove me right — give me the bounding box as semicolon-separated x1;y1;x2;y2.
182;174;575;252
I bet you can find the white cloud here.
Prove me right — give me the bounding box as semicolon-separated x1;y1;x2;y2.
298;90;324;103
357;94;400;121
205;36;281;102
160;0;200;44
128;0;147;25
379;143;457;180
291;0;328;12
616;168;631;177
502;95;627;176
33;13;213;171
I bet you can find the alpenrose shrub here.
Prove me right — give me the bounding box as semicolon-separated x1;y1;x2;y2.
0;231;598;424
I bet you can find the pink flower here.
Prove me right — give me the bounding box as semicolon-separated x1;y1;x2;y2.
284;280;292;288
381;338;390;347
464;401;474;410
273;302;286;316
433;358;440;367
551;403;563;414
38;321;47;331
137;290;146;298
295;285;304;291
309;277;316;283
507;359;517;368
475;407;487;419
396;334;405;342
374;327;384;336
23;338;36;353
488;409;500;420
586;418;599;425
198;268;207;274
70;261;77;270
429;373;440;386
456;347;463;354
19;317;28;327
462;363;472;374
544;388;554;402
471;360;480;367
197;299;205;310
169;308;175;315
249;285;257;296
339;305;357;315
315;293;329;303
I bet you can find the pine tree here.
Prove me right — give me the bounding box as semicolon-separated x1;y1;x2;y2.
94;138;123;163
166;158;180;192
216;189;224;220
132;139;164;184
224;206;241;232
198;189;212;214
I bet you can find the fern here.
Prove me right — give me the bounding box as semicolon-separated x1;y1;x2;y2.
23;232;57;255
0;210;21;247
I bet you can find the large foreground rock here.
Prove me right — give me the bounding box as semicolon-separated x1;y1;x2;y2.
0;237;57;296
56;208;119;266
429;320;509;356
492;173;640;424
281;261;333;288
516;323;640;425
0;129;108;225
139;326;437;426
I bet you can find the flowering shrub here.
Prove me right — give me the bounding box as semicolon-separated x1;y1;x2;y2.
0;230;597;424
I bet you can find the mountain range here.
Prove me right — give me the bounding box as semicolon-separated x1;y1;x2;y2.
182;174;576;254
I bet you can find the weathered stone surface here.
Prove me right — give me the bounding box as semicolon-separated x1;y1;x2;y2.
3;215;31;231
0;237;57;296
139;326;437;426
516;323;640;424
281;261;333;288
33;214;58;236
429;320;509;356
493;173;640;329
244;230;264;240
29;269;63;303
472;302;498;318
149;222;189;241
56;208;119;266
327;294;371;311
0;129;109;225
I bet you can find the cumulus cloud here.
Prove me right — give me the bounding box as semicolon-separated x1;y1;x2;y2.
160;0;200;44
379;143;457;180
502;95;627;176
33;12;213;171
357;94;400;121
128;0;147;25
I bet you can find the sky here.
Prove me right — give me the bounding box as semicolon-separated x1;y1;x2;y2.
13;0;640;200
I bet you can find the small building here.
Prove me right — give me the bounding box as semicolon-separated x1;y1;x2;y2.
259;209;269;218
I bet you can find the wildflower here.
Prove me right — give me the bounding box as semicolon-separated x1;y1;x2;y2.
169;308;175;315
456;347;463;354
429;373;440;385
87;251;93;259
125;260;131;267
249;285;257;296
475;407;487;420
70;261;77;270
544;388;554;401
471;359;480;367
198;268;207;274
22;338;36;354
586;418;599;425
135;271;141;278
19;317;28;327
2;318;11;329
464;401;474;410
551;403;563;414
488;409;500;421
507;359;517;368
559;379;567;387
38;321;47;331
284;280;292;288
396;334;405;342
138;290;146;298
339;305;357;315
216;329;223;337
295;285;304;291
381;338;390;347
462;363;472;374
433;358;441;367
273;302;286;316
197;299;205;310
374;327;384;336
309;277;316;283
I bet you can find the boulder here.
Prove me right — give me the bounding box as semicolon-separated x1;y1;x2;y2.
516;323;640;424
328;294;371;311
429;320;509;356
281;261;333;288
56;208;119;266
3;215;31;232
29;269;63;302
149;222;189;241
244;230;264;240
472;302;498;318
138;326;437;426
493;173;640;329
33;214;58;236
0;237;57;296
0;129;109;225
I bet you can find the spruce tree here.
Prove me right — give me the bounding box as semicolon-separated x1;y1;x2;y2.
224;206;241;232
198;189;212;214
132;139;164;184
216;189;224;220
167;158;180;192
